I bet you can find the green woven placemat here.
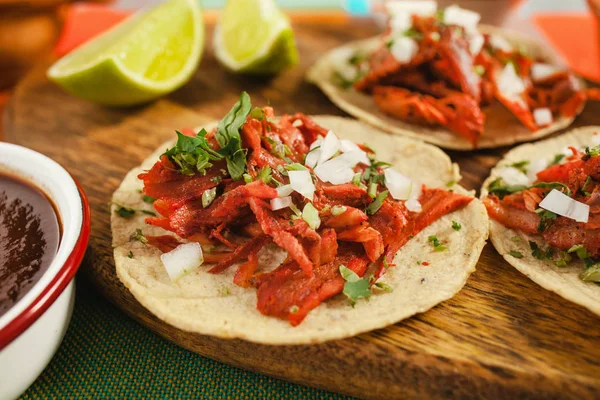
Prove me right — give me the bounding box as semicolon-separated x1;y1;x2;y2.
20;278;352;399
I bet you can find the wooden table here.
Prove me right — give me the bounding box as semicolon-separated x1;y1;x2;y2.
3;17;600;400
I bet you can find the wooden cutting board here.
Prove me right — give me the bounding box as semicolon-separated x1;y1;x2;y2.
3;19;600;400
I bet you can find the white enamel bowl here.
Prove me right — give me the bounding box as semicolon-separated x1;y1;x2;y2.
0;143;90;399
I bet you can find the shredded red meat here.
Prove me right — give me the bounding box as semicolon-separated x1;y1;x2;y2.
353;12;591;147
140;109;473;325
484;148;600;256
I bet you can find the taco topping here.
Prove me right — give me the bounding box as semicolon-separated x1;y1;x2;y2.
339;1;599;146
484;135;600;282
136;93;473;325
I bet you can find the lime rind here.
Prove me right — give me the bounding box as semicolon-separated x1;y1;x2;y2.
47;0;204;106
213;0;298;75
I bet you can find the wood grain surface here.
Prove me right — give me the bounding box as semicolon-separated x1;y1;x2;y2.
3;19;600;400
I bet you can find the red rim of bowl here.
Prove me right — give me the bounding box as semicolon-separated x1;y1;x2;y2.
0;178;91;351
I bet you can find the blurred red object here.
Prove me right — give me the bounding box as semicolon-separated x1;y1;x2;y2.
533;12;600;82
54;3;129;56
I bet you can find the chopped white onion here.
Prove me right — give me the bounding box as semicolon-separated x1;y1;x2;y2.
270;196;293;211
389;13;412;34
314;152;361;185
276;184;294;197
527;158;548;183
539;189;589;223
385;0;437;18
384;168;413;200
497;63;527;107
499;167;529;186
289;170;316;200
443;5;480;33
390;37;419;64
318;130;341;165
340;139;370;165
468;33;485;55
531;63;560;82
160;242;203;282
305;138;323;169
405;182;422;212
489;35;513;52
591;134;600;146
533;108;553;127
405;198;422;213
292;119;303;127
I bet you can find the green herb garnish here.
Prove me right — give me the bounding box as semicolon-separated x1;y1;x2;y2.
507;160;530;174
289;305;299;314
580;264;600;282
374;282;393;292
549;153;565;166
339;265;371;306
554;251;572;267
215;92;252;180
535;208;557;232
452;221;461;231
127;251;133;259
366;190;388;215
428;235;447;252
568;245;592;260
487;178;527;199
142;195;156;204
130;228;148;245
509;250;524;259
529;241;544;260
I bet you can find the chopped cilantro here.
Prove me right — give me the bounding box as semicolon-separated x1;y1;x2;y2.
549;153;565;166
535;208;557;232
289;305;299;314
332;71;356;89
428;235;447;252
568;244;592;260
507;160;530;174
114;204;135;219
403;27;423;40
142;195;156;204
130;229;148;245
509;250;524;259
580;264;600;282
339;265;371;306
250;107;265;120
127;251;133;259
374;282;393;292
487;178;527;199
163;129;222;176
111;202;155;218
554;251;572;267
243;173;253;184
348;52;366;66
452;221;461;231
529;241;544;260
446;180;456;188
366;190;388;215
215;92;252;180
257;166;273;184
585;144;600;157
285;163;307;171
531;182;572;197
511;236;521;242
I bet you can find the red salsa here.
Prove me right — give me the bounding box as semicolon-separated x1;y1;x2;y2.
0;173;61;317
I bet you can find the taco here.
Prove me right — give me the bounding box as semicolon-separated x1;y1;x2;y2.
307;1;598;150
111;93;488;344
481;126;600;316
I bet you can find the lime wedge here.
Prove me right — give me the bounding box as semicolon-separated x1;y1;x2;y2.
48;0;204;107
214;0;298;75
